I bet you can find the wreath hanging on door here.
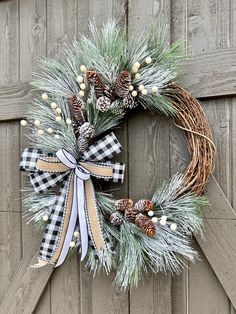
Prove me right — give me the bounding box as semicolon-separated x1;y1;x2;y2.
20;20;215;289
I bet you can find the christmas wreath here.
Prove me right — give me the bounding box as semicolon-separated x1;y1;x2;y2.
20;20;216;289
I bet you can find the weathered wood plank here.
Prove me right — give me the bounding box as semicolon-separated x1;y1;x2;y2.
188;242;231;314
79;2;129;314
0;122;21;212
0;0;19;86
196;218;236;309
0;212;22;304
0;236;54;314
1;47;236;121
181;48;236;99
0;83;31;121
19;1;50;313
128;2;172;313
128;110;172;314
46;1;79;313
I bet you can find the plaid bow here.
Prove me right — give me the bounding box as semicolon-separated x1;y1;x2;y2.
20;132;125;267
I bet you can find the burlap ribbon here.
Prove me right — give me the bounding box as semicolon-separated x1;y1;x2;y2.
36;149;113;266
20;132;125;267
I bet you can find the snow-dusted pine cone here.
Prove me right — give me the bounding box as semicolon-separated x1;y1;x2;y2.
124;208;138;222
135;213;156;237
96;96;111;112
114;71;131;98
70;95;85;125
123;93;136;109
110;211;123;226
104;85;116;101
116;199;133;213
79;122;95;139
77;136;89;153
134;199;154;213
86;70;104;98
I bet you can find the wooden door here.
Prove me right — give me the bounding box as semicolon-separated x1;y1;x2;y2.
0;1;236;313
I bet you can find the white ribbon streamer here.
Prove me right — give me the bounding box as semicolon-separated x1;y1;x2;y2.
55;149;91;265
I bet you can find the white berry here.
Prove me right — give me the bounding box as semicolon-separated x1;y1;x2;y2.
170;223;177;231
80;65;87;72
152;86;159;93
74;231;80;238
135;73;141;79
148;210;154;217
37;129;44;135
47;127;53;134
87;98;92;104
56;107;62;114
161;215;168;221
80;83;86;90
69;241;76;248
145;57;152;64
134;62;140;69
42;215;48;221
54;134;60;139
42;93;48;100
152;217;158;224
129;85;134;91
160;219;167;226
76;75;84;83
56;116;62;123
20;120;27;126
131;90;138;97
51;102;57;109
138;85;144;91
132;66;139;73
34;119;40;127
79;90;85;97
141;89;148;95
66;118;72;125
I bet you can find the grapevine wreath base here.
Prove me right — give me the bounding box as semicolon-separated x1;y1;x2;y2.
20;20;215;289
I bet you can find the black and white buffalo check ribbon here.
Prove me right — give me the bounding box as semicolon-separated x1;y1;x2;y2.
20;132;125;268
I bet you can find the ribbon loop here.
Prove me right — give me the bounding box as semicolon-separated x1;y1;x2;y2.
75;165;91;180
56;149;77;169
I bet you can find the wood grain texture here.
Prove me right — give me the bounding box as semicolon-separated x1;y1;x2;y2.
0;236;54;314
79;2;129;314
181;48;236;99
0;121;21;212
128;1;172;313
1;0;236;313
0;0;19;86
0;83;31;121
0;212;22;304
46;1;80;313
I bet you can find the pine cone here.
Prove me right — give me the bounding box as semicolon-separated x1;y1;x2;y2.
135;214;156;237
125;208;138;222
77;136;89;153
134;199;154;213
104;85;116;101
86;70;104;98
79;122;95;139
114;71;131;98
123;93;137;109
69;95;85;125
110;211;123;226
116;198;133;213
96;96;111;112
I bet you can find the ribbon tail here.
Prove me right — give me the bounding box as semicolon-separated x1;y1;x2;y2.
85;179;107;255
55;177;78;267
77;177;89;261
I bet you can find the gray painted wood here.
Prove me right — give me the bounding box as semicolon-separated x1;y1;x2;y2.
0;0;236;313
